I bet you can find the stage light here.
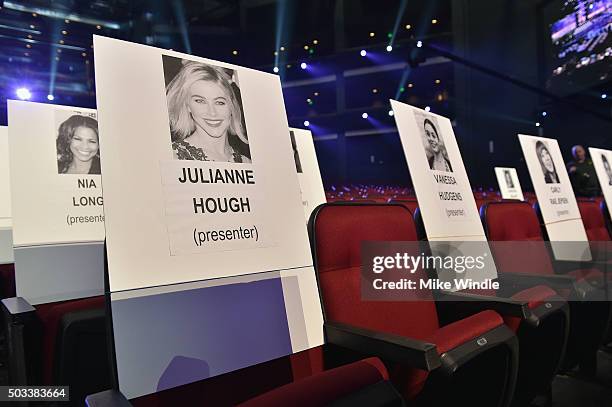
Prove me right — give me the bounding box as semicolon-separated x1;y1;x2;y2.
388;110;394;116
314;92;319;96
300;62;307;69
432;19;438;24
232;50;238;55
536;122;541;127
47;94;54;101
304;120;310;127
61;30;67;35
313;39;318;45
416;40;423;48
362;113;369;119
408;83;413;88
602;94;607;99
369;32;375;37
435;79;441;84
280;46;285;51
304;45;309;50
386;45;393;52
424;106;431;112
360;49;367;57
542;111;547;117
96;25;101;30
372;88;378;93
16;88;31;100
26;44;31;48
405;24;411;29
273;51;278;56
273;66;279;73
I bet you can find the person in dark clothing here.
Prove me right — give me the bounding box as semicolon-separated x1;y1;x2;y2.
567;145;600;197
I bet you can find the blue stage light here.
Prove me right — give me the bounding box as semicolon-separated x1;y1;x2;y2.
16;88;31;100
362;112;369;119
47;94;55;101
360;49;367;57
300;62;307;70
303;120;310;127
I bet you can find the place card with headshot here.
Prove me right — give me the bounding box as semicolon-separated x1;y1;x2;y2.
391;100;497;286
289;128;326;222
7;101;104;304
589;147;612;220
518;134;590;261
494;167;524;201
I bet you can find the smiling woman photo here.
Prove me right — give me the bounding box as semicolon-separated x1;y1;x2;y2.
56;114;100;175
535;140;559;184
422;117;453;172
165;59;251;163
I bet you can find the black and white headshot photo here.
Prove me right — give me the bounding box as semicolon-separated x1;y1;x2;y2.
289;131;303;173
535;140;559;184
163;55;251;163
504;170;515;189
56;110;100;175
415;112;453;172
602;154;612;186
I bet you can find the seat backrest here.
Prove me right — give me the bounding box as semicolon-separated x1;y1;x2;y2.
577;200;611;241
481;201;554;275
238;357;398;407
0;263;16;299
310;203;440;341
390;199;418;215
35;296;109;406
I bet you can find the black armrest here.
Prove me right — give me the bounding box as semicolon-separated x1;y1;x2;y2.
1;297;39;385
435;291;528;318
86;389;132;407
2;297;35;323
324;321;441;371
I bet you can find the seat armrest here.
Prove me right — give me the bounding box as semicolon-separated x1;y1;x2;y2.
86;389;132;407
324;321;441;371
435;291;528;318
2;297;35;323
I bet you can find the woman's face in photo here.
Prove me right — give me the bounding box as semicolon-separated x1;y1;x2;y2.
603;158;612;175
188;79;231;138
70;126;99;163
424;122;440;153
539;147;554;173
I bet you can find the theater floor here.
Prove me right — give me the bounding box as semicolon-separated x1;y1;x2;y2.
549;349;612;407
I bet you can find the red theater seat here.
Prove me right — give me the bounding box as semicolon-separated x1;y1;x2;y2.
481;201;612;375
0;262;16;299
578;199;611;241
309;202;518;407
2;295;110;407
411;206;569;406
238;357;403;407
390;199;419;215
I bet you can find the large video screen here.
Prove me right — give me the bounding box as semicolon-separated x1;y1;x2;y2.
546;0;611;94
